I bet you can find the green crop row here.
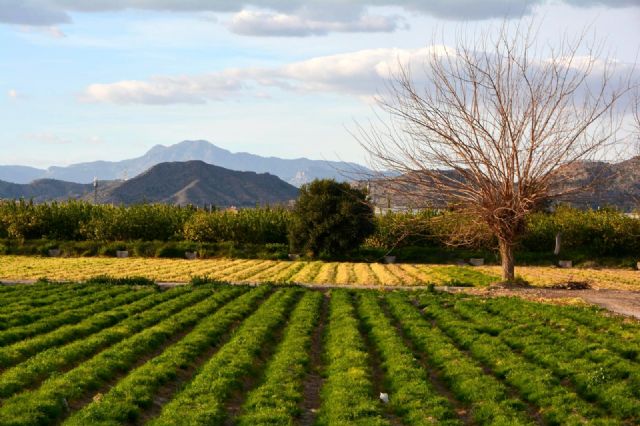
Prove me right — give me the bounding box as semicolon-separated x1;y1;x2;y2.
148;288;300;425
0;285;245;425
0;285;95;328
0;286;141;348
0;283;90;313
356;292;460;425
64;285;264;425
480;298;640;362
0;286;202;398
416;293;617;424
315;290;389;426
384;292;533;425
237;290;323;425
444;296;640;421
0;286;171;370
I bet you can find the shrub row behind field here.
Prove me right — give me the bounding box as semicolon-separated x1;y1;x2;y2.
0;200;288;245
1;200;638;261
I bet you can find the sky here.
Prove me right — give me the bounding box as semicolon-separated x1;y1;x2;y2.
1;0;639;168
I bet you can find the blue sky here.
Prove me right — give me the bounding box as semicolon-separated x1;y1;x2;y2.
1;0;639;168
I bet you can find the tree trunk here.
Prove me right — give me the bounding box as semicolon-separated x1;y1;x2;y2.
498;239;515;282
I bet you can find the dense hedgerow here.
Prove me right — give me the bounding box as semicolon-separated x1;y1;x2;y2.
369;206;640;255
0;200;288;244
0;199;637;259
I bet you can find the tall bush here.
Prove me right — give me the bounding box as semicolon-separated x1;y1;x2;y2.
288;179;374;257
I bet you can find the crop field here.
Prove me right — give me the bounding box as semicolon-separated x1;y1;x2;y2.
0;282;638;425
1;255;640;289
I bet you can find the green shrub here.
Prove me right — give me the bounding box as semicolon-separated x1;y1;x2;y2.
288;179;375;258
183;208;289;244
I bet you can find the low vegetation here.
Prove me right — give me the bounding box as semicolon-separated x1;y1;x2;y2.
0;282;637;425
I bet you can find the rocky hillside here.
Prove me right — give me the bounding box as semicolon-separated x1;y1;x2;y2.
0;161;298;207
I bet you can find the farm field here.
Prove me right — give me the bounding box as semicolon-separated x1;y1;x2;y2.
1;255;640;289
0;282;638;425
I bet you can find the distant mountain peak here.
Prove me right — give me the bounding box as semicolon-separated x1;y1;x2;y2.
0;161;298;206
0;139;370;186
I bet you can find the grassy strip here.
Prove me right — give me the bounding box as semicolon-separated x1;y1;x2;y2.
0;286;206;398
148;288;300;425
63;286;266;425
356;292;461;425
416;293;617;425
0;285;246;425
237;290;322;425
0;286;142;348
445;296;640;421
315;290;389;426
384;292;533;425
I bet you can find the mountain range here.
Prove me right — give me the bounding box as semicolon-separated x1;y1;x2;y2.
367;156;640;212
0;161;299;207
0;140;369;187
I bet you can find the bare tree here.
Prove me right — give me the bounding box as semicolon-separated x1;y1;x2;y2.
358;22;631;282
634;91;640;156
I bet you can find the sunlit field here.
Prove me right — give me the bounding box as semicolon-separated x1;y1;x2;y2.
0;256;639;289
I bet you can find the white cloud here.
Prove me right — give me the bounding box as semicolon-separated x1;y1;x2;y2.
83;71;250;105
7;89;19;99
82;45;636;106
228;10;404;37
82;47;441;105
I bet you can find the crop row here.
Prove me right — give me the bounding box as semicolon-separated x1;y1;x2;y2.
384;292;533;425
0;283;94;315
0;285;203;398
478;297;640;361
1;283;639;425
315;290;388;425
433;294;640;421
237;290;323;425
148;288;300;424
65;285;270;424
0;285;247;425
415;293;617;424
0;285;98;329
355;292;460;425
0;286;145;348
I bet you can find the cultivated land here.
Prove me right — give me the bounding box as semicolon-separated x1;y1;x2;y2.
0;282;638;425
0;256;639;290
